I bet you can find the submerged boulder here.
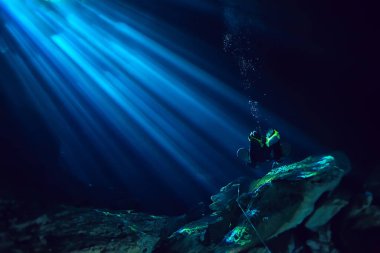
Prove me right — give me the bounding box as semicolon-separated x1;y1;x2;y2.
333;190;380;253
0;199;186;253
155;153;351;252
2;153;356;253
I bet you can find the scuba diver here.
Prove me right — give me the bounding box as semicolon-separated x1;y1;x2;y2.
249;128;282;167
237;129;283;168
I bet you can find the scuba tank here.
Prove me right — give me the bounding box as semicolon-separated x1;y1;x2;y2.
265;129;280;147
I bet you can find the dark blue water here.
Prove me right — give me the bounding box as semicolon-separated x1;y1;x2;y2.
0;0;378;215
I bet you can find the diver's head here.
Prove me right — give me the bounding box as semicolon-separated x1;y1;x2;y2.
248;130;261;142
251;130;260;138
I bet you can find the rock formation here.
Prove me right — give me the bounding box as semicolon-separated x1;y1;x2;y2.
2;153;379;252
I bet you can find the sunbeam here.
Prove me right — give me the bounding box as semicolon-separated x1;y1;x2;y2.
0;0;323;211
0;0;253;208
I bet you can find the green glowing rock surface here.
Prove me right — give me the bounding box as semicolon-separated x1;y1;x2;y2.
250;155;335;192
156;153;351;252
177;225;207;236
224;225;251;246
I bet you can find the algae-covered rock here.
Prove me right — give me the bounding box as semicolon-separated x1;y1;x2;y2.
1;153;352;253
154;216;216;253
209;180;241;213
335;191;380;253
156;153;350;252
305;197;349;231
217;154;349;251
0;199;185;253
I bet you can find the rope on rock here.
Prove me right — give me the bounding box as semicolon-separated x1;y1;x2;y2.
236;184;271;253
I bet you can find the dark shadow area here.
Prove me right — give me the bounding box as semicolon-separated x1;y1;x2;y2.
221;0;379;174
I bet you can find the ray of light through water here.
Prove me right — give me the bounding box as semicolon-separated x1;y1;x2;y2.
0;0;323;210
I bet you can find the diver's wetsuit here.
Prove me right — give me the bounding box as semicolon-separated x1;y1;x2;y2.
270;141;283;162
249;137;268;167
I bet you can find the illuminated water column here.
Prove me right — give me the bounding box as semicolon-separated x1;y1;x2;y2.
0;0;251;201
